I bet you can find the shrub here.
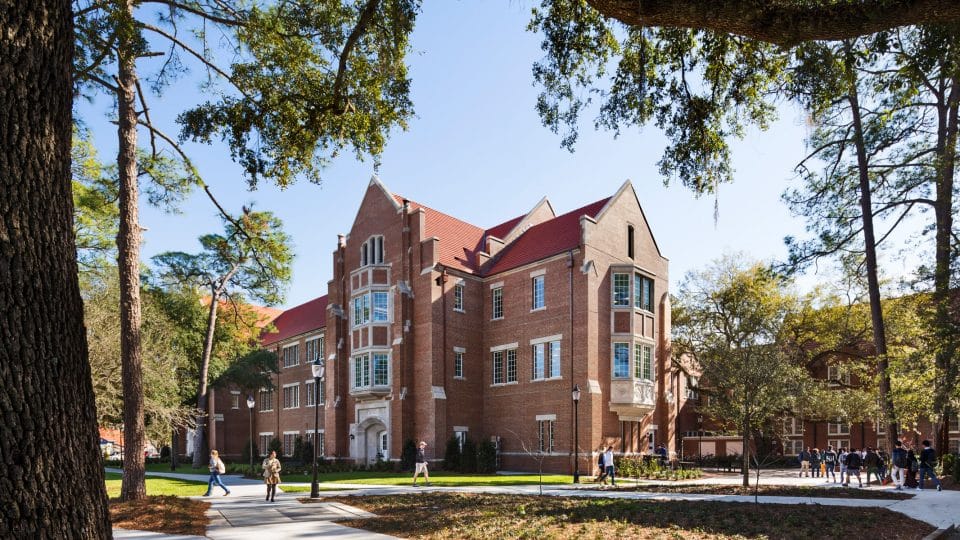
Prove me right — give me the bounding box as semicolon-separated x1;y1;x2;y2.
461;438;478;473
444;436;462;471
268;437;283;457
401;439;417;471
478;440;498;473
240;439;259;467
159;446;171;459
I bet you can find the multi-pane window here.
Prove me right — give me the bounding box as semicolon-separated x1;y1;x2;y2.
305;336;324;364
453;282;464;311
353;291;389;326
538;420;555;453
531;275;545;310
827;365;851;386
258;388;274;412
306;380;324;407
634;343;653;380
949;439;960;454
493;350;504;384
828;439;849;451
492;349;516;384
283;433;297;457
492;287;503;319
454;430;467;450
549;341;561;378
784;439;804;455
506;349;517;383
613;342;630;378
304;431;325;456
372;353;389;386
783;417;804;436
454;351;464;378
686;376;699;399
533;343;545;380
361;236;384;266
372;291;389;322
950;417;960;433
258;433;273;456
613;273;630;307
282;344;299;368
828;419;850;435
532;340;561;380
353;354;371;388
635;274;654;311
282;384;300;409
230;392;240;409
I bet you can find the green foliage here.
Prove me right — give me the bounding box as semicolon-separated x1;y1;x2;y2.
214;350;278;392
401;439;417;471
241;439;259;467
460;438;478;474
477;440;498;474
71;127;118;279
443;436;462;471
268;437;283;457
292;436;306;463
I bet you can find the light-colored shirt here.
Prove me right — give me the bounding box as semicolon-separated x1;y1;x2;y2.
603;450;614;469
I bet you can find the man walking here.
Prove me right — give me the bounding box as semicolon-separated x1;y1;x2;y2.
891;440;909;490
917;440;942;491
822;445;837;483
603;446;616;487
864;447;881;485
413;441;431;487
798;446;811;478
843;447;863;488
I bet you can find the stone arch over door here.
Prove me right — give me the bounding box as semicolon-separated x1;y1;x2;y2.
357;416;388;464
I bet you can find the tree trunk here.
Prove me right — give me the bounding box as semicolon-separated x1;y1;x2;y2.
192;287;221;467
844;44;897;452
741;414;750;488
0;0;111;536
116;0;146;501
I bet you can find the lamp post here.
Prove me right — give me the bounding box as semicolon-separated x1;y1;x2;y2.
310;355;325;498
246;395;255;474
697;415;704;465
572;384;581;483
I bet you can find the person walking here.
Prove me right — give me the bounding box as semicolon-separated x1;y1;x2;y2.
864;447;881;485
891;440;909;490
822;445;837;483
810;448;822;478
843;447;863;488
204;450;230;497
917;440;942;491
905;447;919;488
603;446;616;487
798;447;811;478
412;441;431;486
262;450;282;502
838;448;848;483
595;447;608;484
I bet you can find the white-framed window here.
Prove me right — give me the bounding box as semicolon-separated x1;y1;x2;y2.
876;438;889;452
635;343;653;381
783;417;804;436
532;339;561;380
828;439;849;451
506;349;517;383
454;350;465;379
784;439;804;455
492;286;503;320
538;419;555;453
454;429;467;450
304;430;325;456
686;375;699;399
282;432;298;457
492;348;517;385
372;352;389;386
282;343;300;369
282;383;300;409
353;354;371;388
305;335;324;364
612;273;630;307
230;391;240;410
613;342;630;378
453;282;465;312
258;433;274;456
635;274;654;311
531;275;545;310
258;388;274;412
379;432;389;459
828;419;850;436
361;235;384;266
827;365;851;386
372;291;389;322
353;291;389;326
949;439;959;454
949;417;959;433
305;379;325;407
875;419;886;435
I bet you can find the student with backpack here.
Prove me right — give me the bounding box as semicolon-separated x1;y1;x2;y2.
810;448;822;478
843;447;863;488
204;449;231;497
917;440;942;491
595;446;607;484
838;448;848;482
891;440;909;490
822;445;837;483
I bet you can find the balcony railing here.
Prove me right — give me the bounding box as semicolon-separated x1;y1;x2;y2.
609;379;656;418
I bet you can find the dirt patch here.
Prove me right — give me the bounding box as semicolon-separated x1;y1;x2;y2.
110;495;209;536
605;483;913;499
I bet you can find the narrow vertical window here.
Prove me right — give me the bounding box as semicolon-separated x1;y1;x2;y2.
361;242;368;266
454;351;464;378
492;287;503;319
627;225;635;259
506;349;517;382
613;273;629;306
372;353;389;386
532;343;545;380
492;350;504;384
453;282;464;311
643;345;653;380
613;343;629;378
549;341;561;378
372;291;389;321
375;236;384;263
532;275;545;310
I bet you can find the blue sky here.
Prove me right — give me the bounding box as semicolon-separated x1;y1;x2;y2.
77;1;920;309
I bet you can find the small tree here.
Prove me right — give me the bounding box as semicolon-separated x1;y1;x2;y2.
292;436;306;464
268;437;283;459
443;436;462;471
461;438;478;473
401;439;418;472
477;441;498;474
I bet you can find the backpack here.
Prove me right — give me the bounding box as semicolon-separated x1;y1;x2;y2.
846;452;861;468
215;458;225;474
598;454;604;468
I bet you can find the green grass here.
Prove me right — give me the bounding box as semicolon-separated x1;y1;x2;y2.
106;462;211;474
278;471;575;486
104;472;210;498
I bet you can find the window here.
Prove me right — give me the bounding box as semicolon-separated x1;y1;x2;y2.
372;291;389;322
282;344;299;368
258;433;273;456
361;236;384;266
875;419;886;435
686;375;699;400
454;351;464;379
454;430;467;450
379;432;389;458
258;388;274;412
230;391;240;410
876;438;889;452
353;291;388;326
532;343;545;380
282;384;300;409
634;274;654;311
828;419;850;435
949;417;959;433
784;439;804;455
827;365;851;386
613;343;630;378
305;336;324;364
353;354;370;388
949;439;960;454
492;348;516;384
305;379;324;407
506;349;517;383
627;225;635;259
453;282;464;311
283;432;298;457
828;439;849;451
304;431;325;456
372;352;389;386
783;417;804;436
532;340;561;381
613;273;630;307
492;287;503;319
531;275;545;310
549;341;561;379
538;420;555;453
493;350;504;384
634;343;653;381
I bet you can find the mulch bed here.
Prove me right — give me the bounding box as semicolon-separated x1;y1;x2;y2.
110;495;209;536
604;484;913;499
327;493;934;539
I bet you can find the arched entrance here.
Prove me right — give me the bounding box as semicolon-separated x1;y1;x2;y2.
357;417;388;464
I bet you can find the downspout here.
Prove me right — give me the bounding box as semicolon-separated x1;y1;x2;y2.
567;250;575;470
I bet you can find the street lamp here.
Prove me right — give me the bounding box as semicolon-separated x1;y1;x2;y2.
310;355;325;498
697;415;704;465
246;395;255;474
572;384;581;484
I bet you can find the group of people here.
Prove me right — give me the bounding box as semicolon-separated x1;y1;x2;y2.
797;440;943;491
594;444;670;486
202;448;283;501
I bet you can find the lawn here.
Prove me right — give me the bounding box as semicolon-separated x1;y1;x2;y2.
104;472;210;498
605;484;914;500
279;471;575;486
325;493;935;540
110;496;209;537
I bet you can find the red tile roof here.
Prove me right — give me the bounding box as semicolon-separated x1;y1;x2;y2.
485;197;610;275
485;214;524;240
261;295;328;346
395;195;486;274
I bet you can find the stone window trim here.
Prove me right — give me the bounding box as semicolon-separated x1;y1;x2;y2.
258;432;274;456
453;346;466;380
282;382;300;410
282;342;300;369
491;286;504;320
453;280;465;313
230;390;240;410
258;388;274;413
490;342;519;352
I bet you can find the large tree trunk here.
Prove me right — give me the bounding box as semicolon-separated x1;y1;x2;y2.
844;45;897;452
116;0;146;501
0;0;111;536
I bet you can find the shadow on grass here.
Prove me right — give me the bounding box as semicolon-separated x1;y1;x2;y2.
330;493;933;540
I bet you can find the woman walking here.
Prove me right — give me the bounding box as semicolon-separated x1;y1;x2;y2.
262;450;282;502
204;450;230;496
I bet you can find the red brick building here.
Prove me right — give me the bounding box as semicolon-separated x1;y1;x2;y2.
204;178;685;473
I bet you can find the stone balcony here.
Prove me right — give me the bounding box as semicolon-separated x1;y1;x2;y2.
609;379;656;418
349;384;391;399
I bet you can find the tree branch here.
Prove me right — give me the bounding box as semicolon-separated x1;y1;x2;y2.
328;0;381;114
140;0;244;27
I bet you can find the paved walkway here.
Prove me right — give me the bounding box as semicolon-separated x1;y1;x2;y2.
111;468;959;538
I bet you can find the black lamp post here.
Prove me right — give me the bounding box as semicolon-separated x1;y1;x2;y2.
310;355;325;498
572;384;581;483
246;395;255;474
697;415;704;465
